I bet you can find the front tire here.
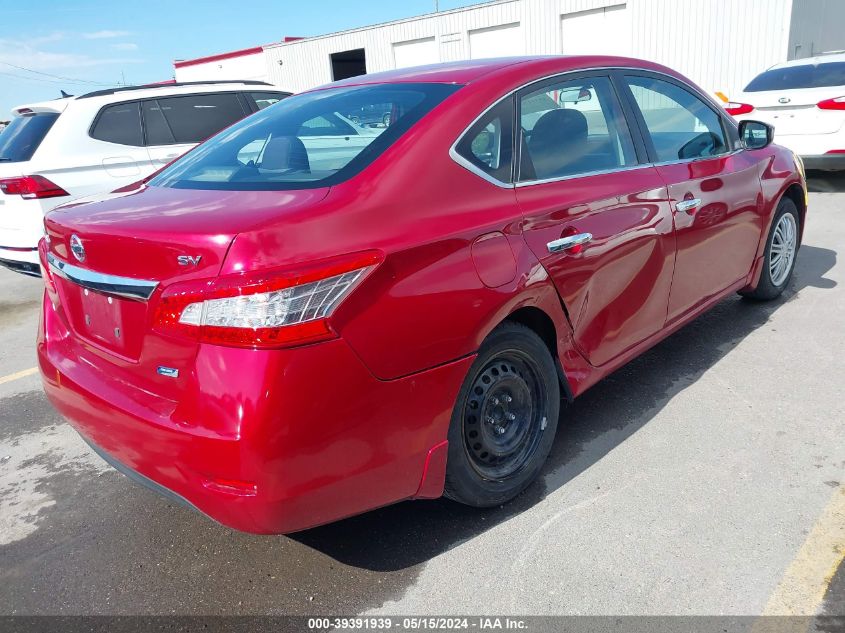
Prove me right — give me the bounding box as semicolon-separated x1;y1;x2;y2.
444;322;560;508
741;197;800;301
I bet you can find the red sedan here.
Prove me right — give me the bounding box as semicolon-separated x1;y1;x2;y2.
38;56;806;533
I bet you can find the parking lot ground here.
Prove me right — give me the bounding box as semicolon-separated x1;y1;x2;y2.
0;183;843;617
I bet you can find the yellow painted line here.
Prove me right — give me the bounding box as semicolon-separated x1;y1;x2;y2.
762;485;845;616
0;367;38;385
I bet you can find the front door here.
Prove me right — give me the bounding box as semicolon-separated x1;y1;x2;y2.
516;74;676;367
621;73;765;323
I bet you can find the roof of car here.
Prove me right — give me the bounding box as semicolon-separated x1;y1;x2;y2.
75;79;278;100
315;55;671;90
769;52;845;69
11;80;289;116
321;57;546;89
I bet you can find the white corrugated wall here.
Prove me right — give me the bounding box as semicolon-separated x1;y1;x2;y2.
628;0;793;96
264;1;524;92
179;0;801;99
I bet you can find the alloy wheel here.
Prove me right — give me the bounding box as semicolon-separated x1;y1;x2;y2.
769;212;798;287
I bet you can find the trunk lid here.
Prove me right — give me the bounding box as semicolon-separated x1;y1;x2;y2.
737;87;845;135
43;184;329;397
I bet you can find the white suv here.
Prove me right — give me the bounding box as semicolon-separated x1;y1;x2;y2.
0;81;290;276
726;52;845;171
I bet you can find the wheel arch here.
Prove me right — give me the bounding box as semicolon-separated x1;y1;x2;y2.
783;182;806;244
500;305;574;402
743;179;805;294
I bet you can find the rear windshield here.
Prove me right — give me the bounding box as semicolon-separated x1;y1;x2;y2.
150;83;460;191
745;62;845;91
0;113;59;162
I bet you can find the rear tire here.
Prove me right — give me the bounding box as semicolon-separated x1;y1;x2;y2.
444;322;560;508
740;197;800;301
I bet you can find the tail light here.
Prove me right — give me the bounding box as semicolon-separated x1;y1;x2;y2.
0;175;69;199
725;102;754;116
817;97;845;110
38;237;59;303
153;250;383;349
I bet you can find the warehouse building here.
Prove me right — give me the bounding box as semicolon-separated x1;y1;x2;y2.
173;0;845;98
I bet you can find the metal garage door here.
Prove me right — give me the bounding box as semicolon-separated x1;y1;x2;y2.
561;4;630;56
393;37;438;69
469;22;523;59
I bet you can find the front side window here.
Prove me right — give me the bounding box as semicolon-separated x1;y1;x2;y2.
625;75;728;162
454;98;514;183
151;83;460;191
0;112;59;162
518;76;636;181
153;93;247;144
91;101;142;146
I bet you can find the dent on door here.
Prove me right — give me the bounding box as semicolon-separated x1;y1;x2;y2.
518;170;675;367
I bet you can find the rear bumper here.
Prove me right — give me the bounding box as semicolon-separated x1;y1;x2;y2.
38;292;471;533
0;247;40;277
801;154;845;171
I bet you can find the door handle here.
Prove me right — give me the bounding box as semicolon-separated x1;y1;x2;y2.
676;198;702;214
547;232;592;253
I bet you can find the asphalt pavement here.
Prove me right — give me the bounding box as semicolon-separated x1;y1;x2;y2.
0;176;842;617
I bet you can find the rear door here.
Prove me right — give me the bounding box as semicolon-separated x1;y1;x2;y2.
619;72;764;323
144;92;250;166
89;100;154;183
516;72;676;367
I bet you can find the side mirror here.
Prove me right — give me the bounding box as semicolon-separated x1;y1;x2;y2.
739;120;774;150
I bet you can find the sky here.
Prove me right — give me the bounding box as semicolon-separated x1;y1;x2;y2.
0;0;482;118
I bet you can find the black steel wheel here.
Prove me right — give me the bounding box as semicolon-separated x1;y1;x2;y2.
462;352;547;481
445;322;560;507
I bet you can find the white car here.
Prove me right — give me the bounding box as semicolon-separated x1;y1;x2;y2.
726;52;845;171
0;81;290;276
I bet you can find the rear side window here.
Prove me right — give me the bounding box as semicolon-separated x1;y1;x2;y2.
518;75;637;181
0;113;59;162
91;101;143;146
154;94;247;144
745;62;845;91
248;92;287;110
454;98;514;183
142;100;175;146
625;75;728;162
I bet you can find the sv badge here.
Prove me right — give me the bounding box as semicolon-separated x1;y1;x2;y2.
177;255;202;266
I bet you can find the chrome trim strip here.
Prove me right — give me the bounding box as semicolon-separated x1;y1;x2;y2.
449;65;742;188
448;144;514;189
47;252;159;302
514;162;652;187
650;148;743;168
